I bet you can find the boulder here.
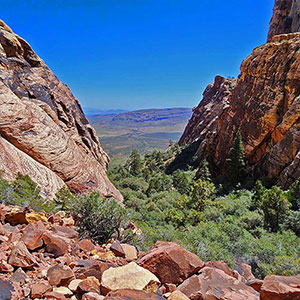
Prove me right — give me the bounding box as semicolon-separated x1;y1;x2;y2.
47;264;75;286
44;292;66;300
121;243;137;260
77;276;100;294
25;212;49;227
177;267;259;300
20;222;46;251
234;262;255;281
8;241;37;269
104;289;165;300
43;232;68;257
31;281;51;299
260;275;300;300
101;262;160;295
205;261;237;279
73;260;116;282
137;241;204;284
5;208;27;226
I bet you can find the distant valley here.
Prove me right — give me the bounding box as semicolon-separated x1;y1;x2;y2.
88;108;192;156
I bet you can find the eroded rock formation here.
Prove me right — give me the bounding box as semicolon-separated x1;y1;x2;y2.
179;1;300;188
268;0;300;42
0;20;121;200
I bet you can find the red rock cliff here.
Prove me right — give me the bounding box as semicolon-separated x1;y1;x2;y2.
0;20;122;200
179;1;300;188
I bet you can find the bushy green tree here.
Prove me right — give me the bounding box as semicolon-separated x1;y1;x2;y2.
253;182;291;232
126;149;142;176
172;169;190;194
226;132;246;186
189;179;216;211
197;159;212;182
287;178;300;210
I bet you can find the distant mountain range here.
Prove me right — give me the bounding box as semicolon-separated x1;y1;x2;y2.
88;108;192;156
83;107;129;117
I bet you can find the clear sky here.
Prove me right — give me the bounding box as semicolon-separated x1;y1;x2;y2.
2;0;274;110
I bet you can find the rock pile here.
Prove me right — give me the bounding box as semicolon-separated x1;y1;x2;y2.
0;204;298;300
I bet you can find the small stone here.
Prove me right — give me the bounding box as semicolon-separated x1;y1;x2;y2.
26;212;49;228
168;290;189;300
10;268;28;283
53;286;73;297
68;279;82;292
5;208;27;226
78;276;100;294
44;291;66;300
110;240;125;258
0;261;13;273
121;244;137;260
82;292;104;300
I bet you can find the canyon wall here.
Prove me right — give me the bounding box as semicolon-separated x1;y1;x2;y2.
180;0;300;187
0;20;122;200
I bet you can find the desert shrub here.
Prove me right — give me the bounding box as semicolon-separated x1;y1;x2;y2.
72;193;128;244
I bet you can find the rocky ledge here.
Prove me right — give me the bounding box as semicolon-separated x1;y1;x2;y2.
0;20;121;200
0;204;298;300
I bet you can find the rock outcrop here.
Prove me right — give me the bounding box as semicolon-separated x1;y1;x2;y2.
0;203;296;300
268;0;300;42
0;20;121;200
179;1;300;188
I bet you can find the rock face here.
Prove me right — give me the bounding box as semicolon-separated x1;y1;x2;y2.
268;0;300;42
0;20;121;200
179;2;300;188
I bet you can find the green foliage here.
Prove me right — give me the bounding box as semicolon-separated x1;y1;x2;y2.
287;178;300;210
72;193;128;244
126;149;143;176
253;182;291;232
226;132;246;187
197;159;212;182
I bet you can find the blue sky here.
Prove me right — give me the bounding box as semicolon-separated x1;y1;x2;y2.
2;0;274;110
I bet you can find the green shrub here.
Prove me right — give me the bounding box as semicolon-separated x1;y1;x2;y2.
73;193;128;244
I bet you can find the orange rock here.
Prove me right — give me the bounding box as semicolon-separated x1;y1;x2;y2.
43;232;68;257
177;267;259;300
104;289;165;300
47;264;75;287
5;208;27;226
8;241;37;269
110;240;125;258
31;281;51;299
260;275;300;300
77;276;100;294
44;291;66;300
82;292;105;300
20;222;46;251
26;212;49;228
138;241;204;284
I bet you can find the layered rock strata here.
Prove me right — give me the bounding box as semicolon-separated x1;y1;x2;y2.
0;20;121;200
180;2;300;187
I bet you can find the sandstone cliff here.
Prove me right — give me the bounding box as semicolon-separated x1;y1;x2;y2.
0;20;122;200
180;1;300;188
268;0;300;41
